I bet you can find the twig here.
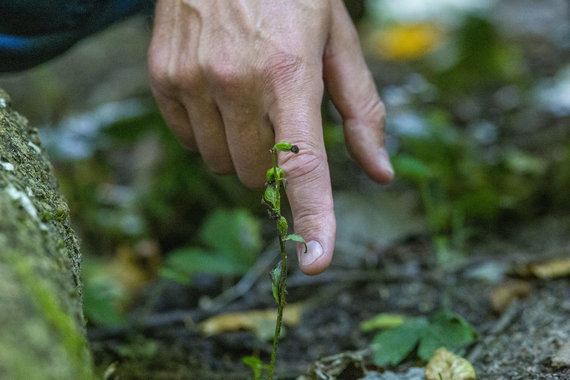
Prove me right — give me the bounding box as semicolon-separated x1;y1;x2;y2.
467;300;522;363
200;240;280;313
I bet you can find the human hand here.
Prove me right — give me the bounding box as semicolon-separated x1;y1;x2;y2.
148;0;394;275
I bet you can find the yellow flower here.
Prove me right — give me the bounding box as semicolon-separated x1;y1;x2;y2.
370;23;443;61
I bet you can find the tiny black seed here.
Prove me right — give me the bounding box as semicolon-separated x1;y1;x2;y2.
291;145;299;154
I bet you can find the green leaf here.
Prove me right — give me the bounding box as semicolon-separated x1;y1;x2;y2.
360;313;405;332
266;167;284;182
264;186;278;208
270;262;283;304
504;150;546;175
392;154;433;182
286;234;305;243
82;259;127;327
418;310;478;361
199;209;262;264
159;247;250;284
372;317;429;366
274;142;292;151
242;356;264;380
286;234;307;253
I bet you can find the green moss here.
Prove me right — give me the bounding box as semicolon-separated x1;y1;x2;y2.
0;88;94;379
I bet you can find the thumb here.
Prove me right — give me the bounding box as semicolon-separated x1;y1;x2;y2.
269;83;335;276
323;0;394;184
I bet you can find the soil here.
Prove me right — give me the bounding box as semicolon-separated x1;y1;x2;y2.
88;213;570;380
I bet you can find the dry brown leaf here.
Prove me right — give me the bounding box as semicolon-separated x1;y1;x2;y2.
527;258;570;279
490;280;531;314
512;257;570;279
425;347;476;380
198;303;303;340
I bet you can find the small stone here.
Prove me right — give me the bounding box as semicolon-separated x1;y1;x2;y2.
552;340;570;368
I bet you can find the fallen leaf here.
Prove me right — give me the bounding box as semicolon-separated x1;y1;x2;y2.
301;349;370;380
108;241;161;297
527;258;570;279
425;347;476;380
512;257;570;279
360;313;405;332
198;303;303;340
490;280;531;314
551;340;570;368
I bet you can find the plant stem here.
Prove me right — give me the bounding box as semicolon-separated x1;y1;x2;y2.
268;147;287;380
268;236;287;380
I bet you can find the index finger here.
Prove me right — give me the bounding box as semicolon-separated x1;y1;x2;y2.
266;56;336;275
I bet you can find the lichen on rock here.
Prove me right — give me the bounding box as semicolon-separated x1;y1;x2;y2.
0;88;93;379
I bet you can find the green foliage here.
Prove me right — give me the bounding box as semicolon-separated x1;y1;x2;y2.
199;208;262;264
114;336;159;360
270;262;283;304
417;310;478;361
82;258;127;327
286;234;307;253
159;209;262;284
360;313;405;332
372;317;429;366
273;142;293;152
392;154;432;182
103;111;261;248
263;143;303;380
160;248;250;284
264;186;279;210
393;110;546;261
242;356;270;380
370;310;477;367
266;167;284;182
428;16;527;95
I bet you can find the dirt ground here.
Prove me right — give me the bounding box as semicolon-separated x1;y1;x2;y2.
88;210;570;380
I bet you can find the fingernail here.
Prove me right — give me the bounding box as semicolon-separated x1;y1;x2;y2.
298;240;323;267
379;148;394;177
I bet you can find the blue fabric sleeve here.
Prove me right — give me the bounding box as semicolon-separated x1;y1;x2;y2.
0;0;155;72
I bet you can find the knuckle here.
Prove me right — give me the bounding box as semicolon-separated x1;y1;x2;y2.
148;51;202;94
205;160;235;176
280;149;325;182
294;207;333;234
263;51;306;90
237;171;265;190
175;65;202;92
206;61;246;89
198;143;235;175
147;52;174;94
361;93;386;129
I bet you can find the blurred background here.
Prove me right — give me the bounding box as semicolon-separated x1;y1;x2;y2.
1;0;569;377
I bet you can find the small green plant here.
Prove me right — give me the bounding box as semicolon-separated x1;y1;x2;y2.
366;309;478;366
159;209;262;283
392;110;546;265
242;356;270;380
262;142;306;380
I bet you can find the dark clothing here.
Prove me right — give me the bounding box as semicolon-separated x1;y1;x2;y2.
0;0;154;72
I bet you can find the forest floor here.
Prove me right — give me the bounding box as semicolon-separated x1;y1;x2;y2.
88;196;570;380
1;2;568;378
